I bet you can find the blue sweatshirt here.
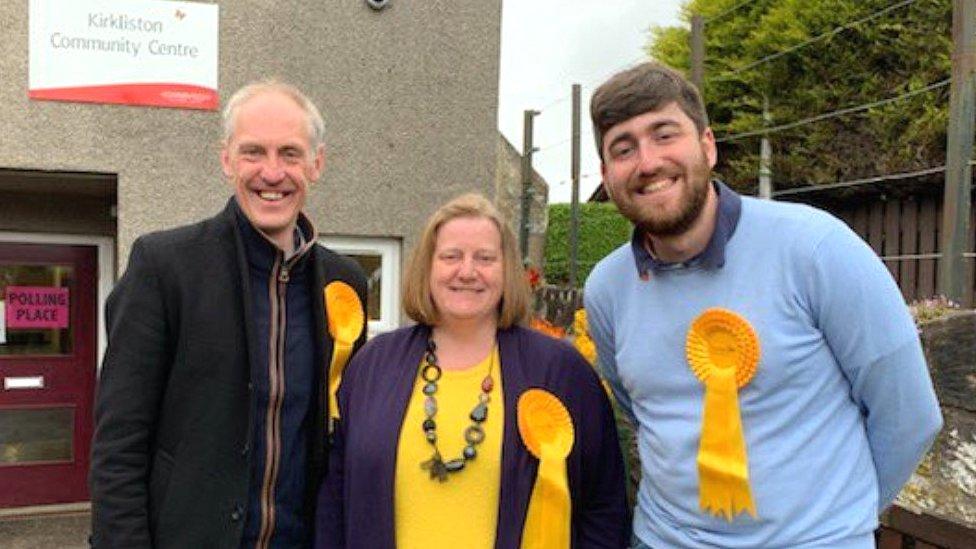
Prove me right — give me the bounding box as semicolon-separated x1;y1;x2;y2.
585;182;942;548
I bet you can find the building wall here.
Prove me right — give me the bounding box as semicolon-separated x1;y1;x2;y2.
0;0;503;273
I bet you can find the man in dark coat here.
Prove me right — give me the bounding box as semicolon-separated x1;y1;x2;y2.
89;80;368;549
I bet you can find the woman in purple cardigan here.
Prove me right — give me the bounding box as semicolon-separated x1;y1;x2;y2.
316;194;629;548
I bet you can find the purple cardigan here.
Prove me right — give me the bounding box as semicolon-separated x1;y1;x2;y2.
315;324;630;548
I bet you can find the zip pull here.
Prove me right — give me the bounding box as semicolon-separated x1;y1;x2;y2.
278;265;290;283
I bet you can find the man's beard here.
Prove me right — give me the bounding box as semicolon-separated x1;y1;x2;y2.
637;172;709;237
616;160;712;238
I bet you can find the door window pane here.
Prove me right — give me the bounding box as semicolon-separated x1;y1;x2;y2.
0;264;74;356
0;407;74;464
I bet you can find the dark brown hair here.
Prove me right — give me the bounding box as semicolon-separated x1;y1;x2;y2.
590;62;708;159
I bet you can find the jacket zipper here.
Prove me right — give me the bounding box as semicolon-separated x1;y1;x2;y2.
257;253;289;549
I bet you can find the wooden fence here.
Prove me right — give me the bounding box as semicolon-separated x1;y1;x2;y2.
533;284;583;328
814;194;975;306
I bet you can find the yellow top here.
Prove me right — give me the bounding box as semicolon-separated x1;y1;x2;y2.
395;347;504;549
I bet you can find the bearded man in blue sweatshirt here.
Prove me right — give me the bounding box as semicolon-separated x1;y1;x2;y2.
584;62;942;549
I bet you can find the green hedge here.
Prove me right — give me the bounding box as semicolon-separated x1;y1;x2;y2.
544;202;632;287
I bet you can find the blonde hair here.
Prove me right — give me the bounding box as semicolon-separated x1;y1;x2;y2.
222;79;325;147
403;193;531;328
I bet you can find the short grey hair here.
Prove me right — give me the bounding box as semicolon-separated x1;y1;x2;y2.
222;79;325;148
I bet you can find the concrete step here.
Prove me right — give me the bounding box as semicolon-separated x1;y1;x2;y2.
0;510;89;549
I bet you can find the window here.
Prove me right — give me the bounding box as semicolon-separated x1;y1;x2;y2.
319;236;401;336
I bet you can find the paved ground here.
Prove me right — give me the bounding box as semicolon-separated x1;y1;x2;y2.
0;511;89;549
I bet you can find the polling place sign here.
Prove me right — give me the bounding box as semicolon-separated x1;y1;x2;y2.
28;0;219;110
5;287;70;329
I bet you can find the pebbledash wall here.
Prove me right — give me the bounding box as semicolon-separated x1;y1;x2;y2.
0;0;503;333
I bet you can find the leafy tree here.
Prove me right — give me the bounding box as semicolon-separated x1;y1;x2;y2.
648;0;950;195
544;202;632;287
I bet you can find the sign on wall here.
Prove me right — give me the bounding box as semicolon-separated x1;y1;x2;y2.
28;0;219;110
4;287;70;329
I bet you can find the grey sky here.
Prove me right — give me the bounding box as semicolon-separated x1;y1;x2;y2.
497;0;685;203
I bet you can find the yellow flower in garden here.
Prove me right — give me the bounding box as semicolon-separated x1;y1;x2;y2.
574;333;597;365
530;316;567;339
571;307;613;398
573;308;588;336
571;308;597;365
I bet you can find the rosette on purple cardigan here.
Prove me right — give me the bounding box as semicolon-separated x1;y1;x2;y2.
518;389;574;549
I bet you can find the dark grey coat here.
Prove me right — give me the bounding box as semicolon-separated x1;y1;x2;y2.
90;200;367;548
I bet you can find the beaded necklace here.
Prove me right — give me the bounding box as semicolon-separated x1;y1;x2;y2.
418;337;496;482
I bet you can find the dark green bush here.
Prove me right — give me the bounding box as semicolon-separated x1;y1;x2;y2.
544;202;632;287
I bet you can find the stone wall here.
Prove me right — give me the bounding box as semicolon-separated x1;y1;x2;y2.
897;310;976;529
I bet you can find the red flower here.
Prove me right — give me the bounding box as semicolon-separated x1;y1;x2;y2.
525;266;542;290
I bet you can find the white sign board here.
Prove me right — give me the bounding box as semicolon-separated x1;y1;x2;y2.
29;0;219;110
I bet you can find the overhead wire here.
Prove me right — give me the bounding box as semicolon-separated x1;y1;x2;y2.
716;77;950;143
539;0;921;118
772;166;948;197
535;137;572;154
711;0;921;81
529;0;943;208
536;93;573;114
536;52;651;116
706;0;756;23
533;0;761;115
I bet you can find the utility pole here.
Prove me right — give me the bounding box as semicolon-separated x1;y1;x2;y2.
569;84;582;287
939;0;975;306
520;109;539;263
758;94;773;199
690;15;705;92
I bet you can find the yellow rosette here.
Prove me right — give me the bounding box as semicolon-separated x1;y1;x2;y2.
518;389;574;549
324;281;365;431
686;308;760;521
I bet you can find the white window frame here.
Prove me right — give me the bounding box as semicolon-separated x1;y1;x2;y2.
319;235;401;336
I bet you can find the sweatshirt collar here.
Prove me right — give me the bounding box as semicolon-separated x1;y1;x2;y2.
630;179;741;278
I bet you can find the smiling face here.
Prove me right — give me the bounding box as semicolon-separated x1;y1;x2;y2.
600;101;717;237
220;91;324;250
428;216;504;329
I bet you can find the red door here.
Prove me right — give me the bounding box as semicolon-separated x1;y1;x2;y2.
0;242;97;508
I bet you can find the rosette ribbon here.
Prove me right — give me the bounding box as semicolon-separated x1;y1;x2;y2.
324;281;365;432
685;308;760;521
518;389;574;549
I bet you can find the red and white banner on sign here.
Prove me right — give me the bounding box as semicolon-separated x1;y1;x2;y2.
28;0;219;110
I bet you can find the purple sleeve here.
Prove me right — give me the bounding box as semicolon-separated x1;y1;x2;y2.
565;347;631;548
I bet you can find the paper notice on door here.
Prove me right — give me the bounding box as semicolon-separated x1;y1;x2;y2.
4;286;69;329
0;300;6;344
